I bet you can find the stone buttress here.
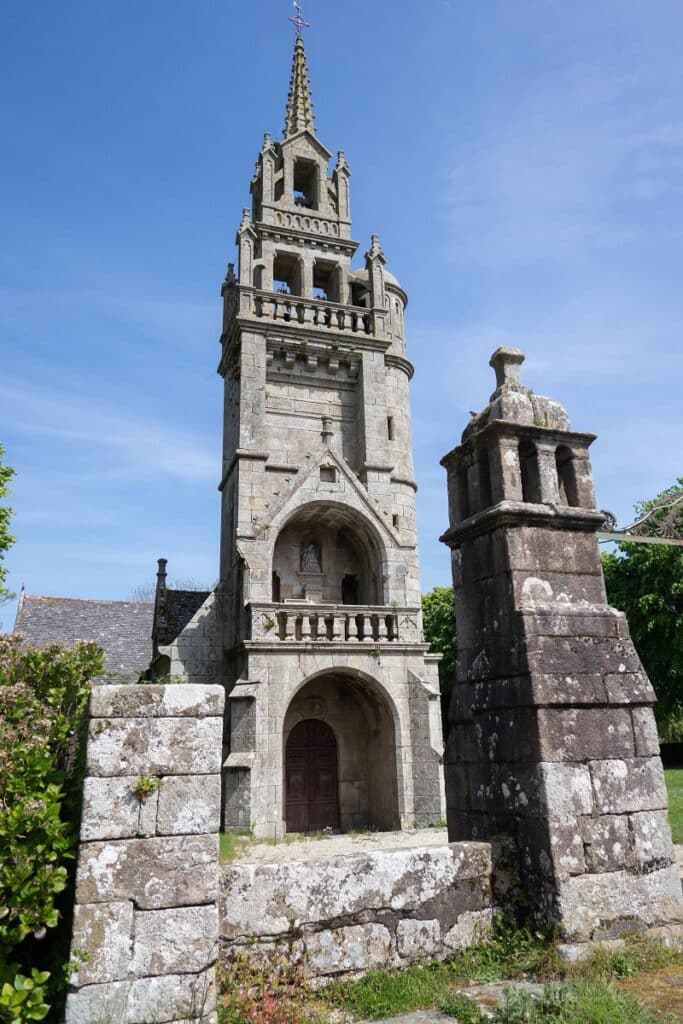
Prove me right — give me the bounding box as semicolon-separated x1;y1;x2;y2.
155;31;445;838
440;347;683;948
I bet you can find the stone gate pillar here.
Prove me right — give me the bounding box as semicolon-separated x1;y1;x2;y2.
440;347;682;949
65;683;224;1024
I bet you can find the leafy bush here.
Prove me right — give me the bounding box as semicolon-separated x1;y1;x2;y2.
0;635;104;1022
0;967;49;1023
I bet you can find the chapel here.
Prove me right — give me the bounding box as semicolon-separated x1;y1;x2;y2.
16;24;446;840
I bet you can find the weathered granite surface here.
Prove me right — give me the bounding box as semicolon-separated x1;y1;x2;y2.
65;683;224;1024
440;347;683;945
220;842;493;979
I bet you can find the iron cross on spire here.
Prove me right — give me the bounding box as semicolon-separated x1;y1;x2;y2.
289;1;309;37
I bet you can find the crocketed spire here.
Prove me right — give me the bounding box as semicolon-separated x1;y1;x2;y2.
284;34;316;138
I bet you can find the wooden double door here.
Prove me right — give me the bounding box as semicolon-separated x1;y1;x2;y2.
285;719;340;834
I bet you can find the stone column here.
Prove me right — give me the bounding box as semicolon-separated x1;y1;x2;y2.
441;347;683;951
65;683;224;1024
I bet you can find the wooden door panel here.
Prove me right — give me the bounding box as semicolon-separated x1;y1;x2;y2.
286;719;339;833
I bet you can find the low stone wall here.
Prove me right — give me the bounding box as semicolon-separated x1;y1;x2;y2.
65;683;225;1024
219;842;493;980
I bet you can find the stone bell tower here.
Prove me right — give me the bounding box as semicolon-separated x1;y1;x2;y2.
214;26;445;838
440;348;682;947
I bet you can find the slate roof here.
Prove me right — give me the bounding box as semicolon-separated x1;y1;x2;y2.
159;589;211;646
13;594;154;682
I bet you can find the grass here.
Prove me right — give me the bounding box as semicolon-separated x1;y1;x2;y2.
665;767;683;844
319;930;683;1022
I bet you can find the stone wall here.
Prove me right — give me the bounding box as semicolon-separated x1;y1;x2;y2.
65;684;225;1024
219;842;493;980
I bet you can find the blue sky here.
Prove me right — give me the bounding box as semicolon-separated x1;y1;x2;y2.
2;0;682;629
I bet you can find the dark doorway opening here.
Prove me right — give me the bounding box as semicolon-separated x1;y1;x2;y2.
341;573;359;606
285;719;340;833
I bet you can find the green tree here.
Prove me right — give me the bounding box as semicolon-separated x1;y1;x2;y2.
602;480;683;739
0;444;15;604
422;586;457;733
0;636;104;1021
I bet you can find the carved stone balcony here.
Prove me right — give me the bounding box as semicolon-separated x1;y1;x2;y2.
251;290;373;335
247;602;422;645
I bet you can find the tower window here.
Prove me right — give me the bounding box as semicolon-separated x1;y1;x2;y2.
477;448;493;511
293;158;319;210
387;416;395;441
392;514;399;529
320;466;336;483
519;441;542;503
273;252;302;296
313;260;341;303
556;445;580;506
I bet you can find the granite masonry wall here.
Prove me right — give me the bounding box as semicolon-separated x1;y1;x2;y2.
64;684;225;1024
219;842;493;981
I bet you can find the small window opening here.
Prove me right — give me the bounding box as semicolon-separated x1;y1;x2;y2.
313;260;340;303
519;441;542;504
272;572;281;603
273;252;302;297
341;574;359;606
293;158;319;210
556;446;580;506
320;466;336;483
351;281;370;308
387;416;395;441
392;514;400;529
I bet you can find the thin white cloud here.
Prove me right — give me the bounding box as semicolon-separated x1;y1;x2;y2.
0;375;216;484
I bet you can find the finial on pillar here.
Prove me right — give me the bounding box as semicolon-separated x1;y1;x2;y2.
261;131;272;151
156;558;168;586
489;347;525;390
224;263;236;285
239;208;251;231
367;234;386;263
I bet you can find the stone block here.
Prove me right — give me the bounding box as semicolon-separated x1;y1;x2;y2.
64;973;216;1024
632;708;661;757
590;758;668;815
87;717;223;777
604;671;655;705
305;924;391;976
396;919;441;959
71;901;133;985
525;635;641;677
76;835;218;909
90;684;224;720
126;970;216;1023
537;763;594;820
131;906;219;976
556;864;683;942
630;810;676;867
80;776;141;841
537;708;634;762
443;908;494;950
156;775;222;835
581;815;633;873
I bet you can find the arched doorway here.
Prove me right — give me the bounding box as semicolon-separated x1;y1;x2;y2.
271;502;385;605
283;673;400;834
285;719;340;833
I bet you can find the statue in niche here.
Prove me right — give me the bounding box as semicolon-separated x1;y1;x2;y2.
300;542;322;573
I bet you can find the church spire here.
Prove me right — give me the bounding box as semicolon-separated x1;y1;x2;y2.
283;29;316;139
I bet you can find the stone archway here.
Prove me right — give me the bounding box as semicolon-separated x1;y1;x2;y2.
283;672;400;834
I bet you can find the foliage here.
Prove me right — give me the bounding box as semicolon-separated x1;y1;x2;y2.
132;774;160;803
422;585;457;730
490;981;678;1024
0;967;50;1023
0;444;15;605
665;768;683;843
0;635;104;1022
602;480;683;737
217;950;319;1024
440;991;486;1022
321;930;682;1022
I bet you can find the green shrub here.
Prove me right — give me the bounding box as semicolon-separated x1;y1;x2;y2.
0;967;50;1023
0;635;104;1022
493;980;679;1024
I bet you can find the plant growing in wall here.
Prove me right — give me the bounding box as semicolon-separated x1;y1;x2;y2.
132;775;160;804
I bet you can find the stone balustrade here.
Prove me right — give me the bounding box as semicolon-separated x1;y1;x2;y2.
248;602;422;645
252;290;372;334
